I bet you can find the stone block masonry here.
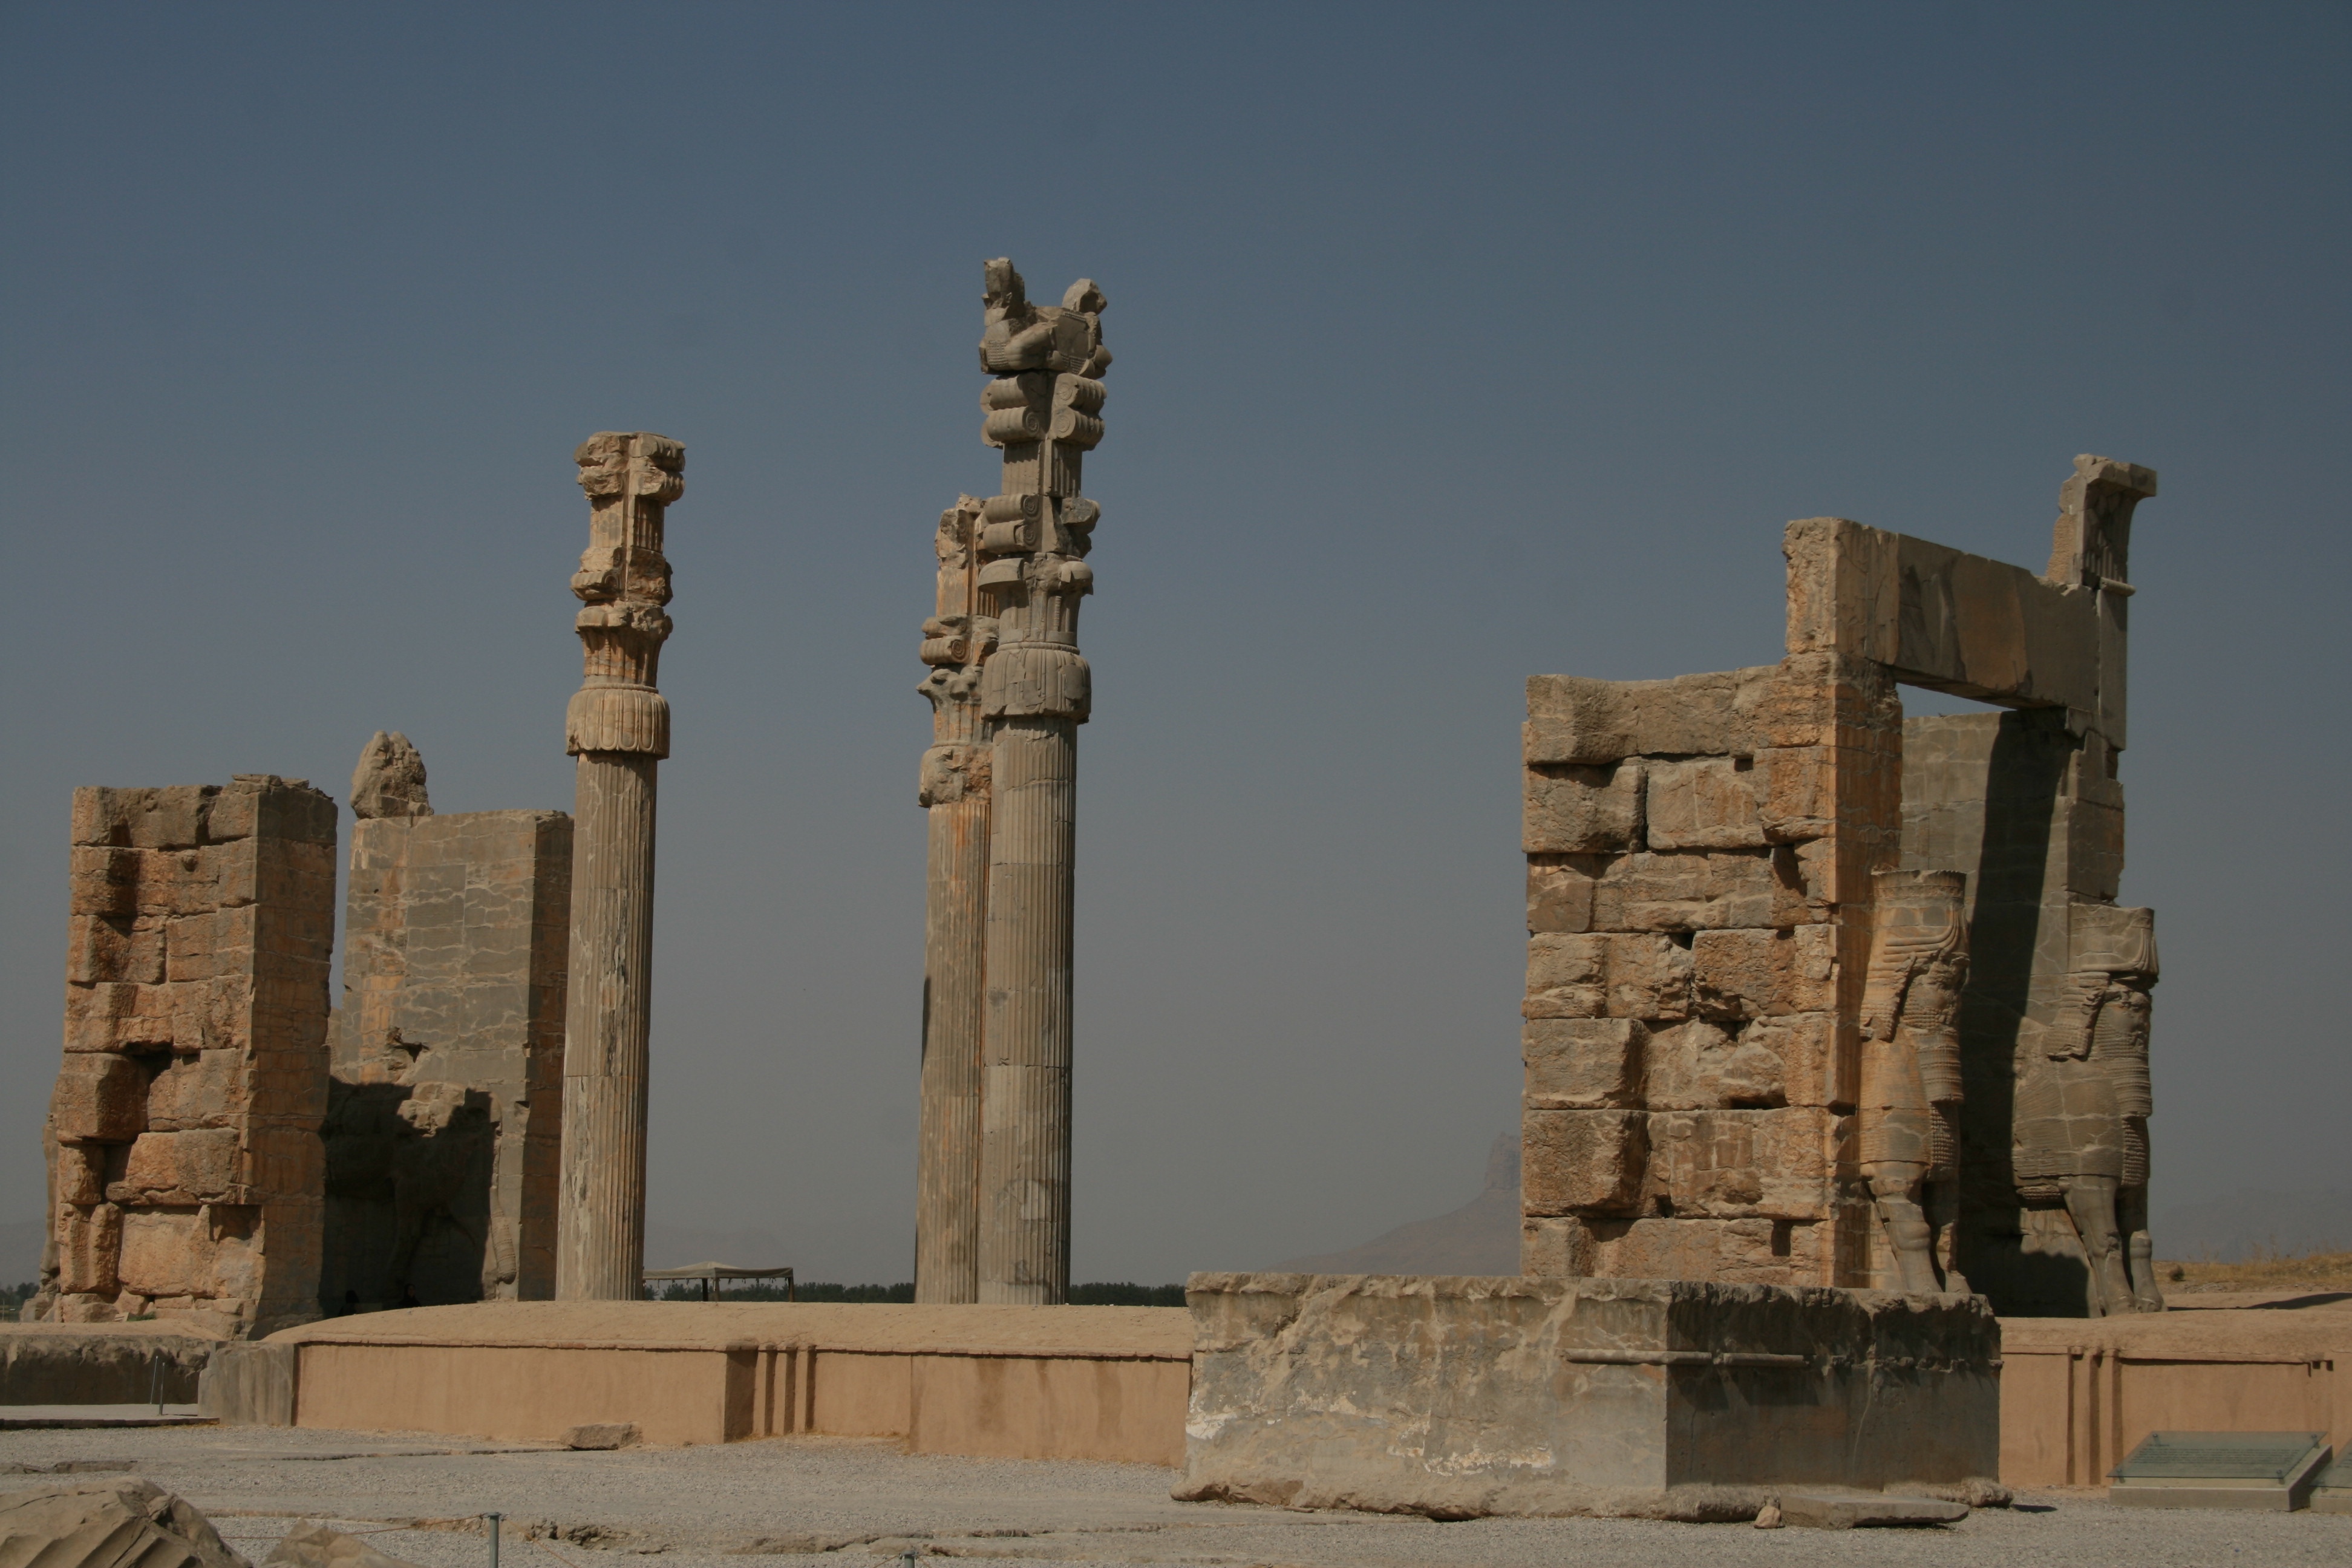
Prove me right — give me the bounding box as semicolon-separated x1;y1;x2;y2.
36;775;338;1336
1520;455;2161;1315
1520;653;1899;1289
322;731;572;1310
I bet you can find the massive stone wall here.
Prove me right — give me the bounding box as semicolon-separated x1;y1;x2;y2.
38;776;338;1335
1520;456;2160;1313
322;733;572;1311
1518;655;1898;1287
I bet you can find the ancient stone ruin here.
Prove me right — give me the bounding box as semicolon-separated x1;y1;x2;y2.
36;776;338;1334
557;431;682;1300
913;260;1110;1304
1521;455;2160;1315
323;733;572;1310
915;494;991;1303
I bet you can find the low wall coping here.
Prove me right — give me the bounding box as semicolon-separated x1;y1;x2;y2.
264;1301;1193;1360
2000;1306;2351;1364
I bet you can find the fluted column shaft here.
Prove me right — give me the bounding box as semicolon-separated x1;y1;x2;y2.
977;719;1076;1302
916;785;989;1300
558;751;657;1299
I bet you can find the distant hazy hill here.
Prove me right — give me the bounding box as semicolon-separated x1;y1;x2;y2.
1276;1132;1521;1275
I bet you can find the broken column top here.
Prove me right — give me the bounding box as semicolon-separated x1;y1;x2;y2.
349;732;433;821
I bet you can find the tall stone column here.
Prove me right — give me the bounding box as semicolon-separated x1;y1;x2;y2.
971;259;1110;1304
915;496;994;1302
555;431;682;1301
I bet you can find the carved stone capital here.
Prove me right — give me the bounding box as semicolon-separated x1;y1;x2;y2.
568;433;681;755
566;685;670;758
981;644;1091;722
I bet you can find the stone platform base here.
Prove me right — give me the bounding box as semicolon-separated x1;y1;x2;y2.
0;1322;222;1406
1176;1273;2001;1519
1999;1294;2352;1488
230;1301;1192;1464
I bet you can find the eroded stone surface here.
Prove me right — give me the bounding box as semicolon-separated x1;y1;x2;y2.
1177;1272;1999;1519
0;1476;251;1568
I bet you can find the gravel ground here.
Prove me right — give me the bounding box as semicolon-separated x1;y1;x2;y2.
5;1422;2348;1567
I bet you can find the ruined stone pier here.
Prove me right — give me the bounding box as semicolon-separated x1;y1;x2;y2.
556;432;682;1301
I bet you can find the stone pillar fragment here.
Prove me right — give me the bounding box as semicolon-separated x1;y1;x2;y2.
970;260;1109;1305
324;733;572;1310
38;776;338;1336
555;431;681;1301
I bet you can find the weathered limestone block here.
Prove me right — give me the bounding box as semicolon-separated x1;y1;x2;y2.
66;913;168;985
1178;1273;2001;1518
348;731;433;821
1524;1019;1646;1109
50;1053;150;1143
1643;757;1767;850
1524;1214;1835;1284
144;1051;247;1131
1646;1108;1833;1220
1691;926;1837;1019
1589;850;1809;933
1782;506;2148;718
0;1478;253;1568
1641;1019;1792;1109
196;1339;299;1425
265;1520;428;1568
38;776;335;1335
1524;762;1644;852
114;1129;243;1204
1524;667;1782;765
1526;856;1598;934
1523;1109;1647;1215
1733;1013;1837;1108
1524;932;1690;1019
53;1202;125;1296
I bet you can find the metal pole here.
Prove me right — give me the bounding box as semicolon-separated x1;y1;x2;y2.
149;1350;163;1414
484;1512;502;1568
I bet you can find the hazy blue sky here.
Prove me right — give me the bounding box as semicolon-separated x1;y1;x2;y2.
3;4;2345;1283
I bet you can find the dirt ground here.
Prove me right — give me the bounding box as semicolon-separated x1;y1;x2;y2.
2157;1249;2352;1295
6;1422;2350;1568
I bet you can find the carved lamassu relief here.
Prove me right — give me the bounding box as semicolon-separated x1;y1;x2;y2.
1857;869;1969;1293
2013;902;2161;1315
